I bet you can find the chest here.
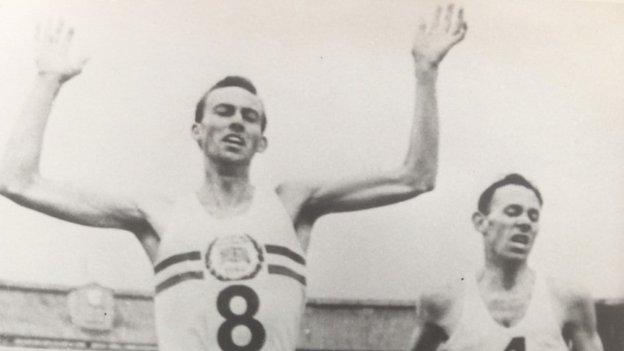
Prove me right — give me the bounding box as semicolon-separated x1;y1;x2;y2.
481;290;532;328
171;210;295;254
153;197;307;294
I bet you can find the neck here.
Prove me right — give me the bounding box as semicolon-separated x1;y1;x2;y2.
480;258;531;290
198;158;254;210
204;156;251;179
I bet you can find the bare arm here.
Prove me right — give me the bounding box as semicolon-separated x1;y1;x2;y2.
564;292;603;351
0;21;150;233
281;5;467;220
408;291;452;351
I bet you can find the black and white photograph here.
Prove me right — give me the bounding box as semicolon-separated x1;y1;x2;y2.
0;1;622;350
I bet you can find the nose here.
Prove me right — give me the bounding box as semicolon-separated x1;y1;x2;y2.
228;110;245;133
514;209;534;233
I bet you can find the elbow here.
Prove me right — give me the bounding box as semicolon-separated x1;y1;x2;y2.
400;167;437;195
0;173;37;199
0;174;6;195
416;174;436;193
414;177;436;195
421;179;436;193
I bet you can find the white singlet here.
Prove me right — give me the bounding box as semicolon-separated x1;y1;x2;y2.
153;187;306;351
441;273;568;351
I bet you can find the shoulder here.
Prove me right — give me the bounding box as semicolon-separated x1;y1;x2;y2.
545;275;595;322
544;275;603;350
547;275;593;305
419;281;464;323
122;191;176;262
276;180;316;201
133;191;177;231
276;181;317;219
135;191;176;215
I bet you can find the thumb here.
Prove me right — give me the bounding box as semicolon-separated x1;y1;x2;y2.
67;57;90;79
451;23;468;44
77;56;90;69
70;56;90;75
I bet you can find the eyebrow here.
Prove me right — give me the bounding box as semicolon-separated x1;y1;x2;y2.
503;205;540;219
241;107;260;114
213;103;234;109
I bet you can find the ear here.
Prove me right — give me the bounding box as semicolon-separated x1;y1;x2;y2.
256;136;268;153
191;123;203;146
472;212;487;234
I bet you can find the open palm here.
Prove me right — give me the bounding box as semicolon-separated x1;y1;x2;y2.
36;20;87;82
412;4;467;67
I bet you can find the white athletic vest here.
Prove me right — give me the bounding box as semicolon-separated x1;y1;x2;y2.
441;273;568;351
153;188;306;351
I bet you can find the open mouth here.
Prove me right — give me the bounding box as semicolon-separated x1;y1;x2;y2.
222;134;245;147
510;234;530;245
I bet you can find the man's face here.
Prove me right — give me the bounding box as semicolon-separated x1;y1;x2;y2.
474;185;541;262
192;87;266;164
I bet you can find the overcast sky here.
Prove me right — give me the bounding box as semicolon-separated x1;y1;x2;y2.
0;0;622;300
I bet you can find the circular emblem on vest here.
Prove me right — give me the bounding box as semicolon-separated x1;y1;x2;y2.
206;234;264;281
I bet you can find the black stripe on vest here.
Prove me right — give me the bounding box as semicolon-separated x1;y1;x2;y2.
267;264;306;286
154;251;201;273
155;271;204;294
265;245;306;265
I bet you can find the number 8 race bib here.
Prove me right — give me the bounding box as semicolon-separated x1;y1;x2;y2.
217;285;266;351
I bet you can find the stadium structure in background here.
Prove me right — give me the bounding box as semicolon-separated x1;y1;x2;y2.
0;281;621;351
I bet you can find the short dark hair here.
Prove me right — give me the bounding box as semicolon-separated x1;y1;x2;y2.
477;173;543;214
194;76;267;131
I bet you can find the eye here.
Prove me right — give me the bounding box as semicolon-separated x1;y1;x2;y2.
527;209;540;222
503;205;522;217
213;104;235;116
241;108;260;123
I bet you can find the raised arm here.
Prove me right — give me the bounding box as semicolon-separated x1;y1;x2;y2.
0;21;153;237
279;4;467;220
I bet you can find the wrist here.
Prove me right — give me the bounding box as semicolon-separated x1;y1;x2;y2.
414;65;438;81
36;72;65;86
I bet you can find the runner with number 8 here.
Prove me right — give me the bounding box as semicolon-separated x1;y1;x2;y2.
0;3;466;350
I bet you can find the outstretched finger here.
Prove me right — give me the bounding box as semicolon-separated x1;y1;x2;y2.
55;19;65;36
35;22;42;41
34;22;46;55
59;25;74;53
49;18;65;43
431;5;442;31
451;7;465;35
417;15;427;33
444;4;455;33
63;26;74;44
45;18;56;43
